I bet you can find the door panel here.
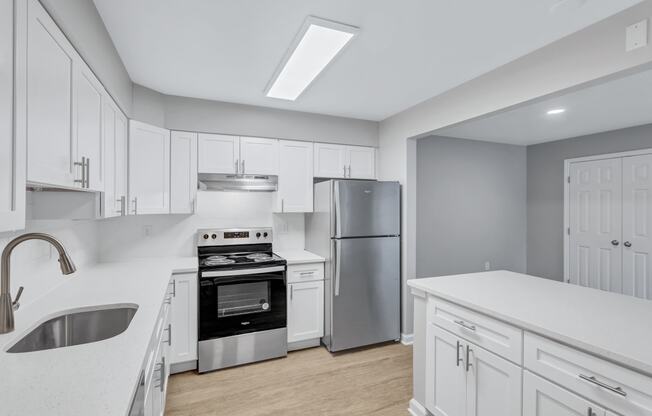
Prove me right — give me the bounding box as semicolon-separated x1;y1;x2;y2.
74;64;104;191
622;154;652;300
277;140;313;212
330;236;399;351
102;98;116;217
335;180;400;237
239;137;278;175
347;146;376;179
170;131;197;214
569;158;622;292
114;111;128;214
197;133;238;174
287;281;324;343
314;143;346;178
129;121;170;215
425;325;465;416
523;371;606;416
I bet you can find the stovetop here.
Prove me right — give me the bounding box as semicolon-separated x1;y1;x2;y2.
199;252;285;268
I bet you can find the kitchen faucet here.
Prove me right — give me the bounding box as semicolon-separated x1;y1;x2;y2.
0;233;76;334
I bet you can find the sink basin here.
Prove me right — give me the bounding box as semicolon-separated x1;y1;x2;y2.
7;304;138;353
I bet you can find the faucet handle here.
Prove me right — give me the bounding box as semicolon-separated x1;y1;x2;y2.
12;286;23;311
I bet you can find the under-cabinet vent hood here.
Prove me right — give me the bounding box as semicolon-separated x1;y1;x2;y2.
198;173;278;192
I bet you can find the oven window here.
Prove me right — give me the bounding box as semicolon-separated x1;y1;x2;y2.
217;282;271;317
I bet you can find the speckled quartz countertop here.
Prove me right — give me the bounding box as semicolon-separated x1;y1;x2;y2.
275;250;325;265
0;257;197;416
408;270;652;377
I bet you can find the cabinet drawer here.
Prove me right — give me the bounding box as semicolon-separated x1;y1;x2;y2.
428;297;522;364
287;262;324;283
524;332;652;416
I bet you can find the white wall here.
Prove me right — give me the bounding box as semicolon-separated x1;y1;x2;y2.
98;192;304;262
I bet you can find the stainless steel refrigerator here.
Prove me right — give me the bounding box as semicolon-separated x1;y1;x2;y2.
306;180;400;352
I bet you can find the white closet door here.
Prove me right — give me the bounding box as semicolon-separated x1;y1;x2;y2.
622;154;652;300
569;158;622;291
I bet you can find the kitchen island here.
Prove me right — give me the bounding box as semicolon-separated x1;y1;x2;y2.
407;270;652;416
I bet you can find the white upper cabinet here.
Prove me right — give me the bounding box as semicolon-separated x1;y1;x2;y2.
0;0;25;232
239;137;279;175
276;140;313;213
73;63;105;192
101;95;128;218
24;0;76;188
197;133;238;174
314;143;346;178
129;121;170;215
170;131;198;214
346;146;376;179
314;143;376;179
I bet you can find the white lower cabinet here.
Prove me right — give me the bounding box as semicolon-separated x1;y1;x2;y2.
524;371;606;416
169;273;198;369
287;262;324;348
425;325;466;416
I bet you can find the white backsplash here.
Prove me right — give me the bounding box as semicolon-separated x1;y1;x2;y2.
98;191;305;262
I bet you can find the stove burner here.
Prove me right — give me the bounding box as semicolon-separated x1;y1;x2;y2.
246;253;272;262
204;255;236;266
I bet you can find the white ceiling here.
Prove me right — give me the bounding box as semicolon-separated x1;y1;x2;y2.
93;0;641;121
435;68;652;145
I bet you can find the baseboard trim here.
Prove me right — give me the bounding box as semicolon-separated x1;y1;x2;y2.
401;333;414;345
288;338;321;351
408;398;428;416
170;360;197;374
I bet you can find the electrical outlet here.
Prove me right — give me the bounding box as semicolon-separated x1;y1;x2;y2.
484;261;491;271
143;225;152;237
626;19;648;52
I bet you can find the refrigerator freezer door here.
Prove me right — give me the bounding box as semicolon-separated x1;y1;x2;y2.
334;180;400;238
329;236;400;352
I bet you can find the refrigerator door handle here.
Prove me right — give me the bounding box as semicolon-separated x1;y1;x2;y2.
334;239;342;296
334;181;342;238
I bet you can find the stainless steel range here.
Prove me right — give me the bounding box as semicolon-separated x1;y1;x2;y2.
197;228;287;373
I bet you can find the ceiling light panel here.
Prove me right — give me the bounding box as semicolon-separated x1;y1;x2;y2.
265;17;358;101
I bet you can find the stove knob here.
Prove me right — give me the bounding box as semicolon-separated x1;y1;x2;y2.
256;232;261;238
211;234;217;239
203;234;209;240
263;232;268;238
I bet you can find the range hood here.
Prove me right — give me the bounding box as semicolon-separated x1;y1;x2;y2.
198;173;278;192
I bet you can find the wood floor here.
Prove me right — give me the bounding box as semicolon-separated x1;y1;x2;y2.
165;343;413;416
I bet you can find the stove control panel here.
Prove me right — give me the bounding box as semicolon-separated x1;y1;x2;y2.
197;228;273;246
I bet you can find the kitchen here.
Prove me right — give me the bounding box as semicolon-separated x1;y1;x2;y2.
1;1;652;415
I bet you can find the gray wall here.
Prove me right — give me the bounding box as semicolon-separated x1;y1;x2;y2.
527;123;652;280
133;84;379;147
416;136;527;278
40;0;133;116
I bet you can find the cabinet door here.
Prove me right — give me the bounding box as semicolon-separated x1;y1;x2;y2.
25;0;76;187
523;371;606;416
0;0;25;232
314;143;346;178
114;110;128;215
287;280;324;343
425;325;466;416
346;146;376;179
73;63;104;191
622;154;652;300
197;133;238;174
277;140;313;213
239;136;279;175
466;341;522;416
170;131;198;214
170;273;198;365
129;121;170;215
101;96;117;217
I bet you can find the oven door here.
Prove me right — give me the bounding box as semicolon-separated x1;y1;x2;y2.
199;266;286;340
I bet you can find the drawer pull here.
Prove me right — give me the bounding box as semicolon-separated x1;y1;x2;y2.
299;271;315;276
579;374;627;397
454;320;476;331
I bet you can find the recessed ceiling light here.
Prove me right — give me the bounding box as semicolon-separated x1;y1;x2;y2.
547;108;566;115
265;17;358;101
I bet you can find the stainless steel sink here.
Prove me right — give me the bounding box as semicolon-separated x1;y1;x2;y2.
7;304;138;353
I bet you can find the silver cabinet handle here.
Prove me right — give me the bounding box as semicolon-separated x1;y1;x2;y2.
290;284;294;300
465;344;473;372
131;197;138;215
164;323;172;346
347;165;351;178
454;320;476;331
343;165;346;178
578;374;627;397
235;160;239;174
456;340;463;367
334;239;342;296
624;241;632;248
85;158;90;188
299;271;314;276
241;159;245;174
281;198;284;213
116;196;126;215
170;279;176;297
611;240;620;246
154;358;166;392
587;408;595;416
74;157;86;187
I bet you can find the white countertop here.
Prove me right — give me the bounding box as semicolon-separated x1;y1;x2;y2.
275;250;325;265
408;270;652;376
0;257;198;416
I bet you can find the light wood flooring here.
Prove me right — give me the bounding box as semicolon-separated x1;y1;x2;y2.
165;342;412;416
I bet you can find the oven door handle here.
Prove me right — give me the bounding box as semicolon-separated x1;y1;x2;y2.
201;266;286;278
